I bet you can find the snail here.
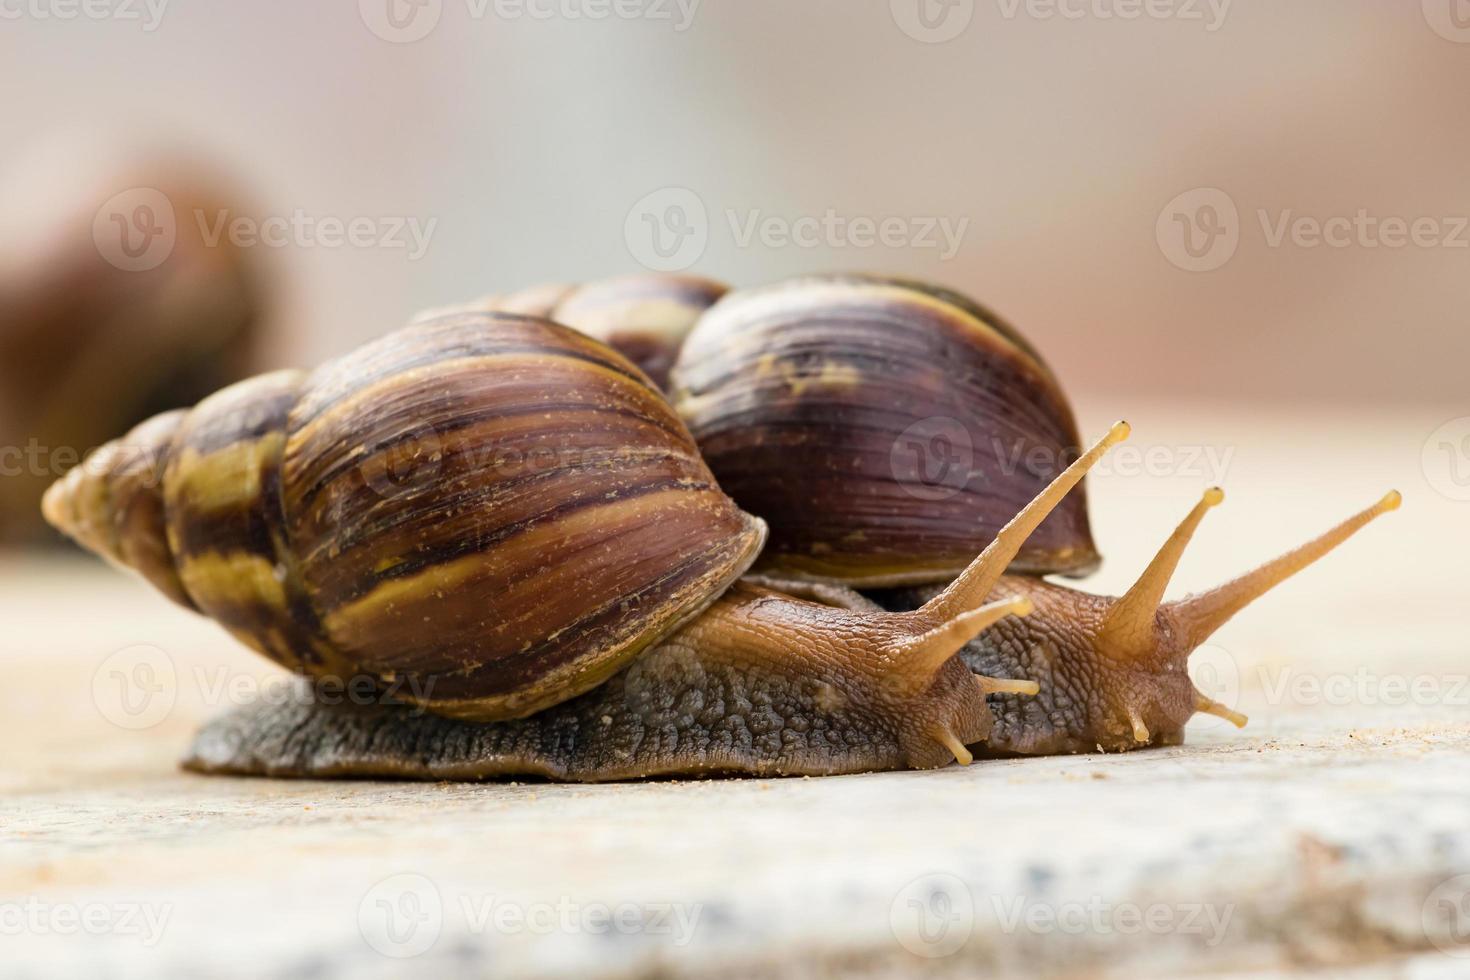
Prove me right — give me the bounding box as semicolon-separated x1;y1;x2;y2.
415;273;726;390
670;274;1401;754
0;137;266;544
43;309;1128;780
671;274;1098;585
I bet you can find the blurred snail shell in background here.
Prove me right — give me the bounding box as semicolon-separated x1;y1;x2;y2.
0;133;267;545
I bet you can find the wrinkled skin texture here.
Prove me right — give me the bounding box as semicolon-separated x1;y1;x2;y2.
874;575;1199;755
184;583;992;781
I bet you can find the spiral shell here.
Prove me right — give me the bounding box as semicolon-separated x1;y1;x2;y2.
45;313;766;721
550;274;727;390
670;274;1096;587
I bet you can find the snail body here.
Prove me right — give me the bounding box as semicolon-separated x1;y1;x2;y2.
45;310;1126;780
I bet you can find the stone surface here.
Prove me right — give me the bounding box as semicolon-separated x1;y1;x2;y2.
2;404;1468;978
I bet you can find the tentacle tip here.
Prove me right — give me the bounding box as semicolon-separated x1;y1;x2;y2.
932;727;973;767
1377;490;1402;514
1107;420;1131;444
975;675;1040;697
1127;708;1151;744
1203;486;1225;507
1010;596;1035;618
1195;693;1249;728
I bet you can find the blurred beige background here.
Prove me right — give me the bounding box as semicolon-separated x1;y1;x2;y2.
3;0;1467;410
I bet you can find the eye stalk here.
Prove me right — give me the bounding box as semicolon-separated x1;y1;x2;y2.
1093;488;1403;740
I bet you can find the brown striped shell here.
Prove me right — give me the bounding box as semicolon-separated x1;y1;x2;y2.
670;274;1097;587
43;313;766;721
549;274;728;390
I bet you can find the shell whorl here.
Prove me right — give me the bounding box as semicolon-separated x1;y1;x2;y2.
42;408;194;609
44;313;767;721
671;274;1097;587
550;273;728;390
